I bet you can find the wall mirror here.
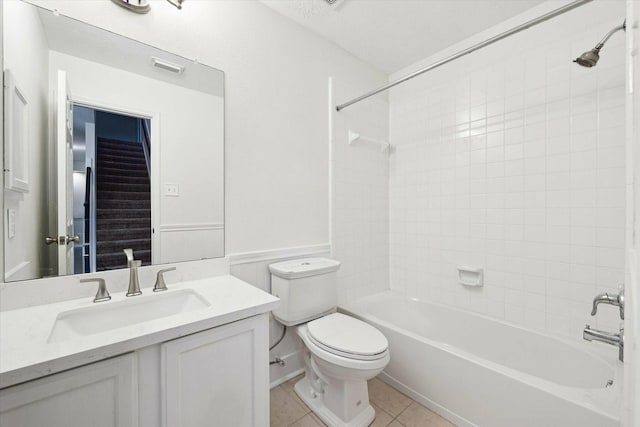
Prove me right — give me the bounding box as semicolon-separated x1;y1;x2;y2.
3;1;225;282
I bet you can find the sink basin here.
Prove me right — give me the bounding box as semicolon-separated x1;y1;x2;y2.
47;289;210;343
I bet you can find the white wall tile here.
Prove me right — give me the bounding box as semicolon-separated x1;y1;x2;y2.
388;2;625;340
333;80;390;305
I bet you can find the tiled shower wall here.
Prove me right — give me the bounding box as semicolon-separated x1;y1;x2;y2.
389;2;626;339
332;79;389;305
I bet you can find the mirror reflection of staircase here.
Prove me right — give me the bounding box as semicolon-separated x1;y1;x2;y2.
96;137;151;270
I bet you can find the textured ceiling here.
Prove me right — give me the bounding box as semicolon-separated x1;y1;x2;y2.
260;0;547;74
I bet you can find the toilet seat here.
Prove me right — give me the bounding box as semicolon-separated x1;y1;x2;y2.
306;313;388;361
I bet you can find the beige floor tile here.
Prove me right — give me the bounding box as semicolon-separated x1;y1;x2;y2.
270;385;308;427
308;411;328;426
281;374;311;415
271;375;456;427
280;375;311;413
291;392;311;414
430;415;456;427
282;374;305;395
396;402;454;427
370;402;394;427
289;413;323;427
367;378;413;417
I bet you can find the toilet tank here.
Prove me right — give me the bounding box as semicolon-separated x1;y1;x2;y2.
269;258;341;326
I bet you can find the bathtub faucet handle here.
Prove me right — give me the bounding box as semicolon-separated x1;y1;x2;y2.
590;290;624;320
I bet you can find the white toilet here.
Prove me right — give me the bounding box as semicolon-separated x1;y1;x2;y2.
269;258;390;427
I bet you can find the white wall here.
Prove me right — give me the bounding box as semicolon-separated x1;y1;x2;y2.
3;1;49;281
388;1;626;341
27;0;387;257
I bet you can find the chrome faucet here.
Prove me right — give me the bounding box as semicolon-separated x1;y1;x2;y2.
124;248;142;297
585;287;625;361
583;325;624;362
591;289;624;320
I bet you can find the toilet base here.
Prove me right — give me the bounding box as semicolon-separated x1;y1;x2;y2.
294;377;375;427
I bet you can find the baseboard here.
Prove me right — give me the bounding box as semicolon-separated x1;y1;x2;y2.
377;371;476;427
270;367;305;389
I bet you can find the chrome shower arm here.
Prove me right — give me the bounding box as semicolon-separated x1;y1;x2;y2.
595;20;626;50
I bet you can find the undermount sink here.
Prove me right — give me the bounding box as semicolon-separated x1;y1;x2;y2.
47;289;210;343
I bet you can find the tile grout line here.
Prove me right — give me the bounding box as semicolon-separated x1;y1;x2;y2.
273;374;452;427
388;400;412;427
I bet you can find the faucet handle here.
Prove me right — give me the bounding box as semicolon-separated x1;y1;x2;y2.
591;292;613;316
154;267;176;292
123;248;134;266
80;278;111;303
591;291;624;320
617;289;625;320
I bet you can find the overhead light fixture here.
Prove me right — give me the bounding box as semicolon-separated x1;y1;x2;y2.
152;57;184;74
111;0;185;13
166;0;184;10
111;0;151;14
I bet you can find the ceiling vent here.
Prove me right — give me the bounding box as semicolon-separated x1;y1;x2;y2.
324;0;346;7
152;57;184;74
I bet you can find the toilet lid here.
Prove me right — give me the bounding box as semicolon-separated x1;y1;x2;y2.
307;313;388;359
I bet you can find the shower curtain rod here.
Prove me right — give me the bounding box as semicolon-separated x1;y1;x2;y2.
335;0;593;112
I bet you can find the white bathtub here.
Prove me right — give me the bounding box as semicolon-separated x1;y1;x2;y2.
341;291;622;427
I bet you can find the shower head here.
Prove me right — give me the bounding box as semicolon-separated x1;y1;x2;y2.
574;20;625;67
574;47;600;67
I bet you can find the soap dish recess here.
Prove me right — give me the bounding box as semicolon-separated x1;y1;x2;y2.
457;266;483;287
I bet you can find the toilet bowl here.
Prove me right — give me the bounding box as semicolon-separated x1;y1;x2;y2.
269;259;390;427
295;313;390;427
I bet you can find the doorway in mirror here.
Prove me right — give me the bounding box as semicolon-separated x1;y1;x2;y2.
72;106;152;274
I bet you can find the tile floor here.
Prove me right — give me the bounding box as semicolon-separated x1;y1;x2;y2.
270;375;456;427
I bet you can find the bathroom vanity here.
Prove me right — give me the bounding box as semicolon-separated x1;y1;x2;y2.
0;275;279;427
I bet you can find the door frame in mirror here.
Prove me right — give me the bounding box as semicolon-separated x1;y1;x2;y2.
71;94;161;266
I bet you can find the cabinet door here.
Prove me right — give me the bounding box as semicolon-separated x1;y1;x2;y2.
161;314;269;427
0;353;137;427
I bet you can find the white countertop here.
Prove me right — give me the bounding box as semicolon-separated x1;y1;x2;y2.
0;275;279;388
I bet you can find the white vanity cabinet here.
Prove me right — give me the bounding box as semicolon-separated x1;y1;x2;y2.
0;313;270;427
159;314;269;427
0;353;138;427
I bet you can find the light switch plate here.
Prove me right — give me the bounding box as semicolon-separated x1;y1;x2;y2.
7;209;15;239
164;183;179;197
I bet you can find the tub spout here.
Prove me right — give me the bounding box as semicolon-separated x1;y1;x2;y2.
583;325;623;362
